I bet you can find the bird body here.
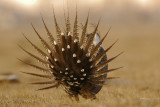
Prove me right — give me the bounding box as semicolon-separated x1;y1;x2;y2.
19;9;122;101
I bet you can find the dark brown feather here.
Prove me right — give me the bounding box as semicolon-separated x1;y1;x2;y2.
21;71;52;79
31;23;52;52
18;44;50;66
93;67;123;76
23;33;50;59
91;39;119;66
17;58;51;73
94;52;124;71
41;16;56;50
73;7;79;40
30;81;55;85
90;27;111;58
53;8;61;44
80;12;89;47
84;19;100;53
36;84;59;91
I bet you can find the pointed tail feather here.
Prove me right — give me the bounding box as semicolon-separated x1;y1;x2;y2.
90;27;111;58
36;84;59;91
80;12;89;47
20;71;52;79
41;16;56;50
91;39;119;66
93;67;123;76
94;52;124;71
30;81;55;85
18;44;50;66
17;58;51;73
22;34;50;60
73;7;79;40
66;2;71;34
84;19;100;53
31;23;52;52
96;77;119;81
53;7;61;44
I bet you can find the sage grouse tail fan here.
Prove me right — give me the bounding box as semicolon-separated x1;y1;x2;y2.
19;10;123;101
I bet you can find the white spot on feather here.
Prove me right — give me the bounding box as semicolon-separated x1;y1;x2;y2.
81;69;84;72
46;56;49;60
62;48;65;51
73;78;77;80
74;81;80;84
54;41;57;45
67;81;73;85
77;60;81;63
67;45;70;49
80;78;84;80
80;45;83;49
61;32;64;35
73;53;76;57
50;65;54;68
90;65;93;69
68;32;71;36
70;75;73;78
83;73;86;76
86;53;90;57
47;49;51;54
54;58;57;62
65;72;68;75
74;39;78;43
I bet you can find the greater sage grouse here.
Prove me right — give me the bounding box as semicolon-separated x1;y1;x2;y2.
19;10;123;101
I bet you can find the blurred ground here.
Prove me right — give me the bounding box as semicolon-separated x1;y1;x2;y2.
0;32;160;107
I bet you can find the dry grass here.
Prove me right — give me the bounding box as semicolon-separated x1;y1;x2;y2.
0;35;160;107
